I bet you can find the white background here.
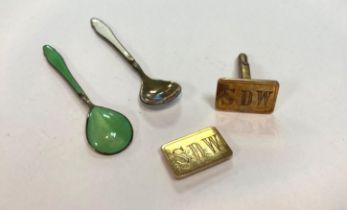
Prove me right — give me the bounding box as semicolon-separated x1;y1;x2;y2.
1;0;347;209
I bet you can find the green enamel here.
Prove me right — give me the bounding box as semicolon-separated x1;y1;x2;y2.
86;106;133;155
43;45;133;155
43;45;85;96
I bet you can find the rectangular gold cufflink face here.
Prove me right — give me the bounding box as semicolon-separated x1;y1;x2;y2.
215;53;280;113
216;79;279;113
161;127;232;179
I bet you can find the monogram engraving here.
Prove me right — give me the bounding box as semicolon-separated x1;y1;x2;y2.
171;135;226;166
216;79;279;113
162;127;232;178
220;89;273;106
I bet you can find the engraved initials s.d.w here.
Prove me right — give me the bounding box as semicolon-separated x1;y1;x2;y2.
172;146;190;164
202;135;224;154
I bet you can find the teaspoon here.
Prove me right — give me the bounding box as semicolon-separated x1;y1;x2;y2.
43;45;133;155
90;17;182;105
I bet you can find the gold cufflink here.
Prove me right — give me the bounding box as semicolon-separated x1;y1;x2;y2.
161;127;232;179
215;53;279;113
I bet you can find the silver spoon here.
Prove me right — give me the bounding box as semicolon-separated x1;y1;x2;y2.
90;17;182;105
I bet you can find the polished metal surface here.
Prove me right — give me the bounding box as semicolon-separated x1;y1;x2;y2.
216;53;279;113
161;127;232;179
91;17;181;105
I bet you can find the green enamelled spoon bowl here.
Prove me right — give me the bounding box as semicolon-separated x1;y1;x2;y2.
43;45;133;155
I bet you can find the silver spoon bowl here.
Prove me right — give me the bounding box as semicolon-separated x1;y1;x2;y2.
140;78;181;105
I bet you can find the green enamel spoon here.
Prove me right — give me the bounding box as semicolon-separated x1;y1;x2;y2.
91;17;182;105
43;45;133;155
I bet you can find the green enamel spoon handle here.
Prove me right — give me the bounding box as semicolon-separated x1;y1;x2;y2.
43;45;93;107
90;18;149;80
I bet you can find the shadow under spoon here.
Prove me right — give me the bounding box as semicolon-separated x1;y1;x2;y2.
43;45;133;155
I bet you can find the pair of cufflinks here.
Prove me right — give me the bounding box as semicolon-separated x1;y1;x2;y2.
162;54;280;179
